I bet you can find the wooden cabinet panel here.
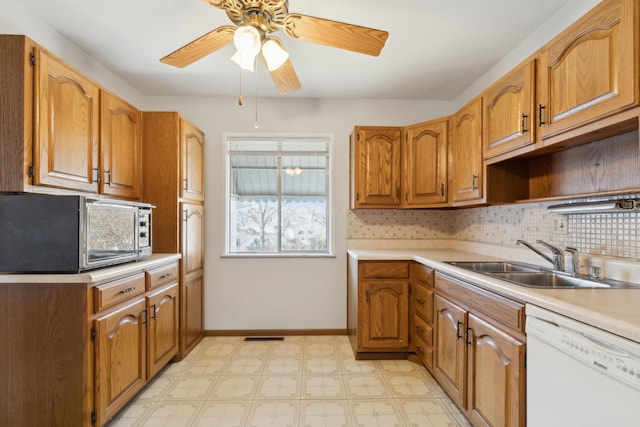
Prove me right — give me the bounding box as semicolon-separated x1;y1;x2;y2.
433;294;467;407
538;0;638;139
95;297;147;426
351;126;402;208
467;314;526;427
484;60;536;159
181;203;204;277
360;279;409;350
180;120;205;202
146;263;179;290
360;261;410;279
100;90;141;199
147;282;179;378
182;272;204;356
34;48;99;192
452;97;483;205
413;283;434;323
403;119;448;206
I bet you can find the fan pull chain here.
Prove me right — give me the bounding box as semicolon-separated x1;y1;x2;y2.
254;56;259;129
238;67;243;106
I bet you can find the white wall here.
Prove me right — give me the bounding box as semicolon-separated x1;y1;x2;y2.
141;96;452;330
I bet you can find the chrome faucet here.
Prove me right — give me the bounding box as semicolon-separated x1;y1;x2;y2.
565;247;580;276
516;239;565;271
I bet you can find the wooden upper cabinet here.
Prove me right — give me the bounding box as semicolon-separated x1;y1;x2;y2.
180;120;205;202
452;97;483;205
403;119;448;207
100;90;142;199
538;0;638;140
34;48;99;192
483;60;536;159
351;126;402;208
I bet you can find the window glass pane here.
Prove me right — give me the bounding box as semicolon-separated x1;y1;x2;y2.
227;137;330;255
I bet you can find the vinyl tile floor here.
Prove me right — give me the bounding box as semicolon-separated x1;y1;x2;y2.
107;335;472;427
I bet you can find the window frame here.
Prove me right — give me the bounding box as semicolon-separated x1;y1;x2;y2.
223;133;335;258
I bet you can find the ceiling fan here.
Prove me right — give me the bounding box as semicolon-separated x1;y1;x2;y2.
160;0;389;95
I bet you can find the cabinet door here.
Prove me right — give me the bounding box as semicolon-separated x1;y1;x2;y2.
351;126;402;208
452;97;483;204
433;294;467;408
34;48;99;192
100;91;141;199
180;120;205;201
182;272;204;356
467;314;525;427
403;119;448;206
484;60;535;159
181;203;204;277
147;282;179;378
538;0;637;139
95;298;147;426
359;279;409;350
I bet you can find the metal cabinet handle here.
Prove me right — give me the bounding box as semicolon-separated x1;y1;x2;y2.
472;174;478;191
151;303;157;320
521;114;528;134
118;286;136;294
456;321;464;340
415;298;425;306
466;327;473;345
538;104;546;126
104;169;111;185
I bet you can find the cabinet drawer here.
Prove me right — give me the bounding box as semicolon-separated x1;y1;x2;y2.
146;262;179;290
413;314;433;348
360;261;410;279
94;273;145;312
414;263;433;287
435;272;525;332
414;334;433;370
413;283;434;323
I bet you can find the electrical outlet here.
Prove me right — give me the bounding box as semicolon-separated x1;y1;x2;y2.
552;216;568;235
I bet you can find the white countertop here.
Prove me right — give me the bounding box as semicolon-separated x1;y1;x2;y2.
348;249;640;343
0;253;181;284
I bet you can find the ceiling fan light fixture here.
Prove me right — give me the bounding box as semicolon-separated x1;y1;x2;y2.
233;25;261;55
230;50;256;71
262;38;289;71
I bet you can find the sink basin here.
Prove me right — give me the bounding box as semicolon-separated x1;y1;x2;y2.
444;261;640;289
487;271;612;288
445;261;541;273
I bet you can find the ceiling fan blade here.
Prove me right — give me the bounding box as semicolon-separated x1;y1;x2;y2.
160;25;236;68
263;55;301;95
282;14;388;56
201;0;236;11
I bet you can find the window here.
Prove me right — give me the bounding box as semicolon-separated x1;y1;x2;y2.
226;136;331;255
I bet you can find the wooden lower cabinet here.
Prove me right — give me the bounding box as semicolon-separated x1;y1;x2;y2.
182;271;204;356
434;273;526;427
0;256;181;427
147;282;180;378
95;298;147;426
411;263;435;370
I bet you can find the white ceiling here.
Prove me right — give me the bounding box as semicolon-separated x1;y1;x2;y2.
18;0;570;100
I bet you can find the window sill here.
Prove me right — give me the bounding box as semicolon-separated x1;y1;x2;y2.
221;252;336;259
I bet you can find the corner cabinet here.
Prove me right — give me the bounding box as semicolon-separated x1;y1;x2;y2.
348;260;410;357
142;112;205;359
434;272;526;427
350;126;402;208
538;0;639;140
403;119;448;207
452;97;484;205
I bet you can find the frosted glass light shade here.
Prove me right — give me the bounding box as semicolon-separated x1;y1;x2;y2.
233;25;261;55
262;38;289;71
231;50;255;71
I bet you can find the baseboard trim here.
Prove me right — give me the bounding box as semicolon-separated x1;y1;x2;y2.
205;329;348;337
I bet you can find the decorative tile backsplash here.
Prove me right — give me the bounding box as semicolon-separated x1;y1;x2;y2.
347;195;640;260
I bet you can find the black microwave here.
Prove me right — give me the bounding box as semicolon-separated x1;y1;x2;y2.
0;194;153;273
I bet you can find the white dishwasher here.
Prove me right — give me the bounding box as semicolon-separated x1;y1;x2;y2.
526;304;640;427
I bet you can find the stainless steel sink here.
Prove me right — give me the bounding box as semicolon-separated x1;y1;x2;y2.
444;261;640;289
487;271;612;288
445;261;541;273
